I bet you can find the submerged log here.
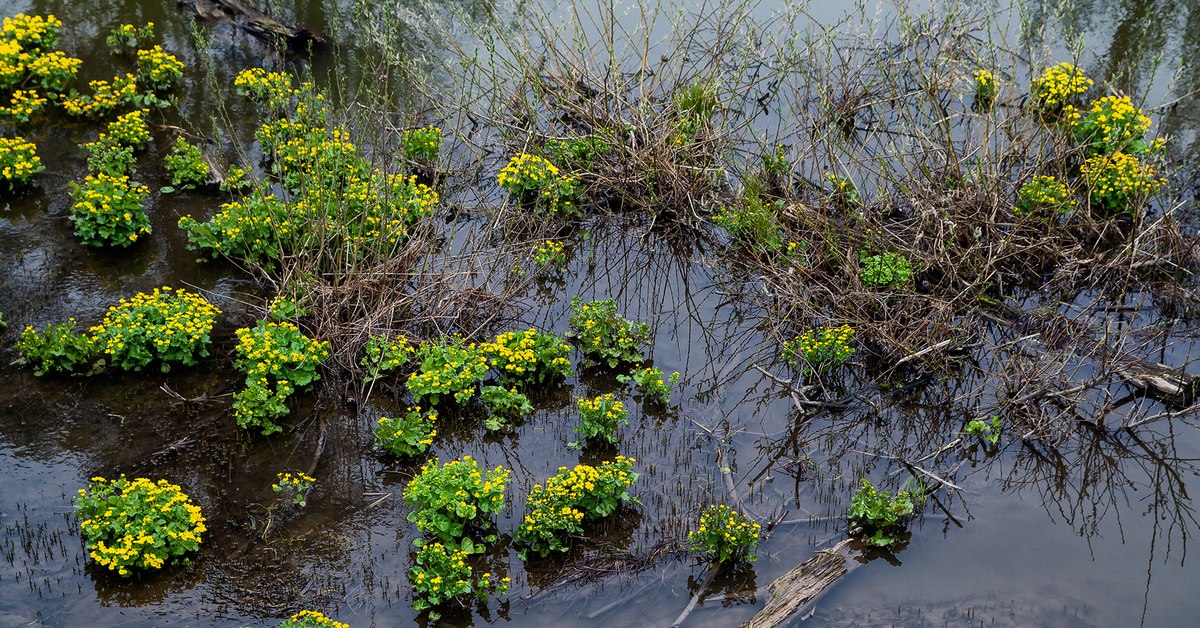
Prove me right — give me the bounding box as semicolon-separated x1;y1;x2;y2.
985;303;1199;406
177;0;325;51
737;539;860;628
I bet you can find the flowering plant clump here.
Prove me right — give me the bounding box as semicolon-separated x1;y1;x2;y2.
403;456;510;549
687;504;760;563
1080;151;1166;214
0;136;43;187
69;172;150;247
569;393;628;448
106;22;154;53
163;136;209;188
617;366;679;404
859;251;913;287
15;321;98;376
566;296;651;369
848;478;915;547
497;153;582;215
543;135;611;170
410;542;509;615
401;125;442;165
83;135;135;176
406;338;490;406
513;497;584;558
60;74;140;117
87;287;220;373
75;476;206;576
2;14;61;51
374;407;437;457
531;239;566;269
1031;62;1092;110
480;328;573;386
232;321;330;435
178;192;288;264
107;109;151;148
234;68;292;110
273;471;315;507
1064;95;1155;156
360;334;415;382
0;89;46;123
782;325;856;373
279;611;349;628
480;386;533;430
1013;175;1075;219
267;295;311;321
26;50;80;92
136;46;183;91
973;69;995;108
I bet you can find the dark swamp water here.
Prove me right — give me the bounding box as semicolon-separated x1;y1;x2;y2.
2;0;1200;627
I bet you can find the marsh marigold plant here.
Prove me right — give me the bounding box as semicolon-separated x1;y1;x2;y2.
403;455;510;549
88;287;220;372
75;476;206;576
687;504;760;563
69;172;150;247
0;136;42;187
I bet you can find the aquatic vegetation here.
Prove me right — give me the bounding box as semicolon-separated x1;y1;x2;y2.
83;135;135;176
278;611;349;628
566;296;651;368
497;153;582;215
163;136;209;188
106;109;151;148
69;172;150;247
530;239;566;269
106;22;154;53
0;136;42;187
410;542;508;616
406;338;489;405
848;479;914;547
234;68;293;110
15;320;98;376
514;457;640;559
374;407;437;457
1031;62;1092;110
26;51;80;92
88;287;220;373
401;125;443;165
570;393;628;448
824;172;861;206
782;325;856;373
1;14;61;51
965;416;1002;444
1065;95;1154;155
273;471;315;507
136;46;183;91
403;456;510;549
359;334;414;382
617;366;679;404
543;135;610;170
60;74;140;117
178;192;288;263
232;321;330;435
268;295;310;321
0;89;45;123
75;476;206;576
1013;175;1075;219
479;328;573;385
713;195;783;254
1080;151;1165;214
687;504;760;563
762;144;789;178
973;69;995;108
479;386;533;430
859;251;913;287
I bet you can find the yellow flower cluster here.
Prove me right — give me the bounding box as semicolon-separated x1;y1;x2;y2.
26;50;80;92
688;503;760;563
403;455;511;545
107;109;151;146
1080;151;1165;213
75;476;206;577
234;321;330;379
479;328;573;385
88;287;220;371
1064;95;1153;155
374;407;438;457
406;340;490;405
60;74;139;117
280;610;349;628
1;14;60;50
1014;175;1075;218
0;136;42;187
1032;62;1092;109
531;239;565;267
498;153;558;191
973;69;994;89
69;171;150;246
136;45;183;90
234;67;292;109
0;89;45;122
782;324;855;369
401;125;443;163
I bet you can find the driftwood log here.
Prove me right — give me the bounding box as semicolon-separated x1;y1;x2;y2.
985;302;1199;406
736;539;860;628
177;0;325;51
